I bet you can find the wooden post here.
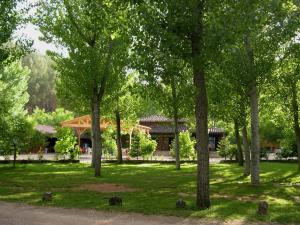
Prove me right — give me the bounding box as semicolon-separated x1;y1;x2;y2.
129;130;132;151
76;129;81;148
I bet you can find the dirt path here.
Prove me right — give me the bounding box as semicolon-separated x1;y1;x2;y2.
0;201;281;225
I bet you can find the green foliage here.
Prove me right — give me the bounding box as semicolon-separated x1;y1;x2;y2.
0;0;24;63
0;114;33;157
29;108;74;127
170;131;196;160
278;129;297;159
0;61;29;116
130;2;194;120
54;128;79;159
129;133;156;159
129;133;141;159
276;148;297;160
260;119;284;144
28;130;47;153
35;0;130;114
102;127;117;157
0;60;31;157
140;135;157;158
217;138;237;160
22;53;56;112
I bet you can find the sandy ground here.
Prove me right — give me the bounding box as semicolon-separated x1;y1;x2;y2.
74;183;139;192
0;153;224;164
0;201;283;225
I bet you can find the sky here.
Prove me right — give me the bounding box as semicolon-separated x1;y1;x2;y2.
14;0;60;55
16;24;59;55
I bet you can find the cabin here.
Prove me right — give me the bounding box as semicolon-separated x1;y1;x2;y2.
139;115;225;152
33;124;57;153
34;115;225;154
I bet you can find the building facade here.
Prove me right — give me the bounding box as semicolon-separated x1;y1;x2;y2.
139;115;224;152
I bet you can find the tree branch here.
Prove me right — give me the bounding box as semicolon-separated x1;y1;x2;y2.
63;0;92;45
98;39;114;100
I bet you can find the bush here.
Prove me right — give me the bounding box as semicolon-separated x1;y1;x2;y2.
54;128;79;160
129;133;156;159
28;130;47;153
102;127;117;158
140;135;157;159
170;131;196;160
129;133;142;159
276;148;297;159
279;129;297;159
217;138;236;160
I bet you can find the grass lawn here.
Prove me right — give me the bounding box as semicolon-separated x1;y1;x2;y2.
0;162;299;223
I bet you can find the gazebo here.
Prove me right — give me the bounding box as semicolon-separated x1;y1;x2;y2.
61;115;151;147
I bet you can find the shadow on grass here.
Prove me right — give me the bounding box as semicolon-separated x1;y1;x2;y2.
0;162;299;223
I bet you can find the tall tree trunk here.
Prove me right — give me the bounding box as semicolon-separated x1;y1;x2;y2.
242;121;251;176
234;120;244;166
171;76;180;170
191;0;210;209
91;95;102;177
249;81;260;185
244;34;260;186
291;82;300;171
173;113;180;170
13;144;17;168
116;109;122;164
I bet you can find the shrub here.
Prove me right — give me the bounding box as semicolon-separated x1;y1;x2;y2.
217;137;236;160
129;133;156;159
28;130;47;153
129;133;142;159
140;135;157;159
54;128;79;160
102;128;117;158
276;148;297;159
279;130;297;159
170;131;196;160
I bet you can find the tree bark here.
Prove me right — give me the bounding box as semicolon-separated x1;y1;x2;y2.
174;113;180;170
242;122;251;176
91;95;102;177
13;144;17;168
249;81;260;186
291;82;300;171
171;75;180;170
234;120;244;166
191;0;210;209
244;34;260;186
116;109;123;164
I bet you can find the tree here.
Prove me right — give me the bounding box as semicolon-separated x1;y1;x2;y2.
211;0;298;185
130;0;214;208
0;0;20;64
129;132;156;159
129;3;194;170
22;53;56;112
129;133;141;159
170;131;196;160
207;51;249;168
101;74;142;164
36;0;130;176
0;61;31;166
29;107;73;127
269;49;300;169
55;127;79;160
